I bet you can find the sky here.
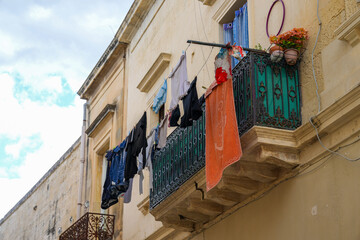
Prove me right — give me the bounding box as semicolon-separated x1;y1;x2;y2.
0;0;133;219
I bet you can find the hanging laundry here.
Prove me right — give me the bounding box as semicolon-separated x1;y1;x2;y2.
231;45;246;60
101;150;118;210
154;125;159;145
137;128;157;195
157;115;168;148
199;94;205;106
147;145;156;191
108;140;128;199
169;52;190;110
153;79;167;114
125;112;147;181
180;77;202;128
169;104;181;127
205;49;242;191
123;178;133;204
215;48;232;85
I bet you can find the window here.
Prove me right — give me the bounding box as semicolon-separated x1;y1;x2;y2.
158;105;165;124
223;1;249;67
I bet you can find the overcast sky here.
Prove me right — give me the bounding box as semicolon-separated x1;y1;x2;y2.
0;0;133;219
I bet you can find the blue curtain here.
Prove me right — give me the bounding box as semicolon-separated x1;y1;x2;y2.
223;2;249;68
233;10;240;66
240;3;249;49
223;23;233;45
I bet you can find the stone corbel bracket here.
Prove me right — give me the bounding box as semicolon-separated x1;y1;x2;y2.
137;196;150;215
198;0;217;6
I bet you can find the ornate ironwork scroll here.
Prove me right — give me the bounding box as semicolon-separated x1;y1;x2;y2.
59;212;115;240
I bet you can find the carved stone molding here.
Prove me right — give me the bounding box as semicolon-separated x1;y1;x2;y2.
213;0;235;23
137;53;171;93
86;104;116;137
137;196;150;215
335;9;360;46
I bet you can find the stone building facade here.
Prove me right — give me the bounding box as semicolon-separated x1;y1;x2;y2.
0;139;81;239
1;0;360;239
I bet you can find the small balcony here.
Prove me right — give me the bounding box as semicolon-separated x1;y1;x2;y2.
149;51;302;231
59;212;115;240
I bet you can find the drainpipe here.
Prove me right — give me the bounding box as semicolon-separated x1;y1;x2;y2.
77;102;87;219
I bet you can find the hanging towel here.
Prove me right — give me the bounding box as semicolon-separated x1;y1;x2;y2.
205;49;242;191
153;79;167;113
157;115;168;148
180;77;202;128
169;52;190;110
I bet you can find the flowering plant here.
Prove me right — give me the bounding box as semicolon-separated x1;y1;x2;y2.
270;28;309;51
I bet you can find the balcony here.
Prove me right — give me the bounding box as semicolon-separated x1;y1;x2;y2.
149;51;302;231
59;212;115;240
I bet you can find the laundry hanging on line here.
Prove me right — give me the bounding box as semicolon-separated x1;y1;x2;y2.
169;52;190;110
153;79;167;113
205;47;242;191
101;140;128;210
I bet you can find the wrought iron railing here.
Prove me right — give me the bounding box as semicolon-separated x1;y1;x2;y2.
59;212;115;240
150;106;206;209
233;51;301;135
150;51;301;209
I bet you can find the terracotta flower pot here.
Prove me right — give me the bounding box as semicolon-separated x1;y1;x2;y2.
284;49;299;65
269;45;284;54
269;45;284;63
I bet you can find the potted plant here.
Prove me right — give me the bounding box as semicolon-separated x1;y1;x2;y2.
269;28;309;65
269;44;284;63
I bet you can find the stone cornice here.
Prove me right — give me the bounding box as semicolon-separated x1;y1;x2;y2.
86;104;116;137
294;83;360;149
335;9;360;46
77;40;127;99
212;0;238;23
78;0;157;99
137;52;171;93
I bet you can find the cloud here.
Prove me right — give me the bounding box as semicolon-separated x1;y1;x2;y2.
28;5;52;20
0;0;134;219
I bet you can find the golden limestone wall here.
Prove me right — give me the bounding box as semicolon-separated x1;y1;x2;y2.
121;0;360;239
123;0;222;239
250;0;360;121
84;56;126;239
0;139;80;240
193;146;360;240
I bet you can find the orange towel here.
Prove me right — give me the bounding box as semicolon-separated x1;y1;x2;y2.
205;78;242;191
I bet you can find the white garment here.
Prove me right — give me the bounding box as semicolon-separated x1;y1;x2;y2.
169;52;190;110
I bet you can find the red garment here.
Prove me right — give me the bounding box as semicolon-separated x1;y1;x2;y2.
214;48;232;85
205;78;242;191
